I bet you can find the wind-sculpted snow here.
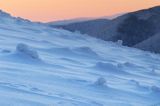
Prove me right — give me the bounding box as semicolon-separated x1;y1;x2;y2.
16;43;40;60
0;14;160;106
94;77;107;86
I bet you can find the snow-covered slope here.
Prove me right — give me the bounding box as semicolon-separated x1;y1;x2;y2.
0;10;160;106
134;33;160;53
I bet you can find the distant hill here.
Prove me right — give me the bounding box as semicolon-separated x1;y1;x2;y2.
50;19;111;39
49;6;160;53
47;13;123;26
47;17;93;26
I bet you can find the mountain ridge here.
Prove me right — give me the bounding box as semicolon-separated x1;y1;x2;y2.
50;5;160;53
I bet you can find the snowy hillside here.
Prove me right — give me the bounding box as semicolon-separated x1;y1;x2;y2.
0;10;160;106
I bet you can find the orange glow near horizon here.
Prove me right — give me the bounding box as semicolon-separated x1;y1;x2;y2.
0;0;160;22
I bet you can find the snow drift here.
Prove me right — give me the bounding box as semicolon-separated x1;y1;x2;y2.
16;43;40;60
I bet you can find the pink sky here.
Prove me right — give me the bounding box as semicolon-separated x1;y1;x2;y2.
0;0;160;22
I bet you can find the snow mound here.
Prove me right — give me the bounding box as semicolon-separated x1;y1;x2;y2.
150;86;160;92
73;47;98;56
46;47;77;57
129;80;140;86
46;47;99;59
117;63;124;69
123;62;136;67
94;77;107;86
1;49;11;54
94;62;120;72
16;43;40;60
150;68;158;74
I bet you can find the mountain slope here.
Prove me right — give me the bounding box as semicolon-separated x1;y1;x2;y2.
47;17;93;26
0;10;160;106
51;6;160;53
47;13;123;26
50;19;111;39
134;33;160;53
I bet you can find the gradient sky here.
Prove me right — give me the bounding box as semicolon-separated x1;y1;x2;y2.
0;0;160;22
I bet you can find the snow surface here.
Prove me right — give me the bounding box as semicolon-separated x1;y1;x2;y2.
0;12;160;106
